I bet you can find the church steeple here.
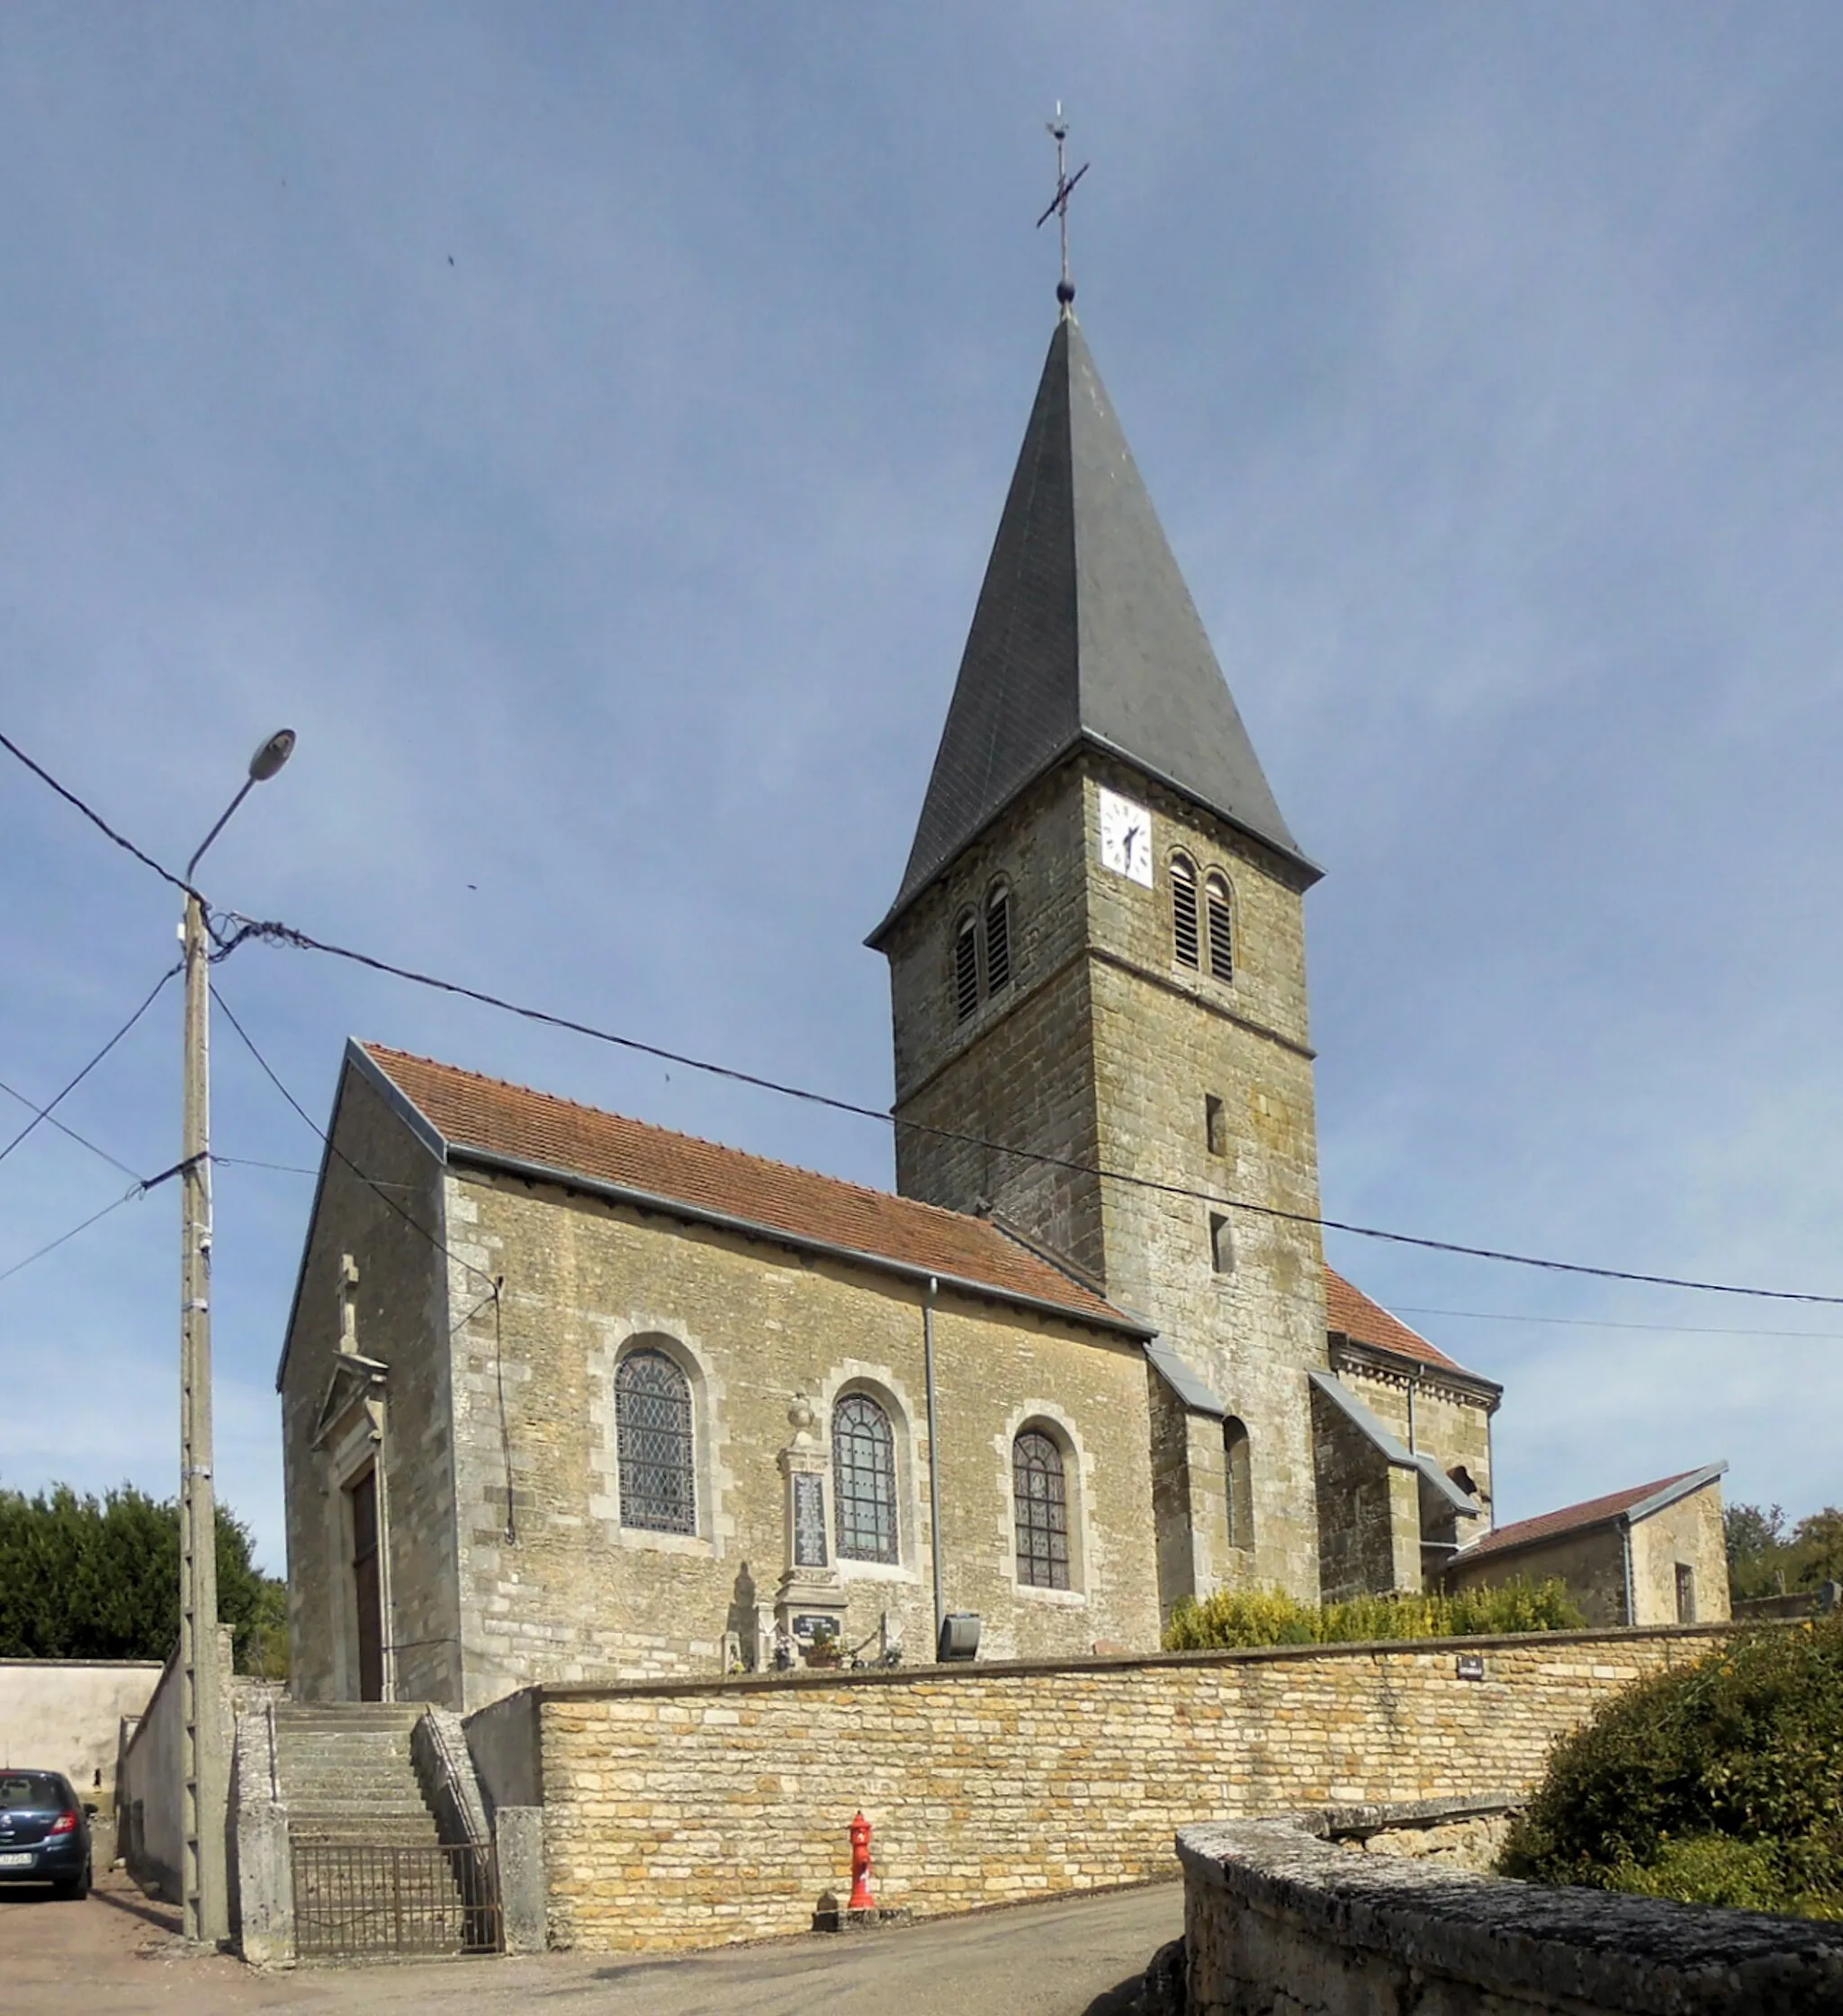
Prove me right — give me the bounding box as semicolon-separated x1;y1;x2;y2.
874;313;1314;942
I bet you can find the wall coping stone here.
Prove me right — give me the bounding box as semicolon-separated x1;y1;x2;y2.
1177;1811;1843;2015
523;1620;1742;1705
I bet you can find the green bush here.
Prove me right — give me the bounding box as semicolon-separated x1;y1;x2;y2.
1502;1618;1843;1919
1162;1578;1584;1652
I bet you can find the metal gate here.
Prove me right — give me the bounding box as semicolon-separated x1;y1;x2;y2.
291;1840;503;1958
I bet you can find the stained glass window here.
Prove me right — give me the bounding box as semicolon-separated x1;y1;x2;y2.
833;1393;898;1563
1013;1429;1070;1589
615;1347;695;1534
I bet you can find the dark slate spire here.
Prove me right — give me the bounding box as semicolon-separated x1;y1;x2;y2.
874;315;1317;940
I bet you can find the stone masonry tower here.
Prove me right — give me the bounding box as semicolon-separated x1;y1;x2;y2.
868;306;1331;1610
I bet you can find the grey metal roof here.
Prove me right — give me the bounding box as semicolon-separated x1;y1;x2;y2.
1308;1372;1482;1518
1145;1338;1227;1418
875;312;1316;940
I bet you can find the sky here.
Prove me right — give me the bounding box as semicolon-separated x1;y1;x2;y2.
2;4;1840;1575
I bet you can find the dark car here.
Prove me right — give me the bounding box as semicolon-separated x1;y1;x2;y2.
0;1772;92;1899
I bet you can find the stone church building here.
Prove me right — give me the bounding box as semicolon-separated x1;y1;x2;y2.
279;302;1509;1712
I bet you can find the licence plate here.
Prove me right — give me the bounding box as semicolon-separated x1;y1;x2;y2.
0;1852;35;1868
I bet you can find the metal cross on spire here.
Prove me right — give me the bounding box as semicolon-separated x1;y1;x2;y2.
1035;102;1090;312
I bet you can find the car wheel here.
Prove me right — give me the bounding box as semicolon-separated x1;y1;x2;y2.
51;1864;90;1902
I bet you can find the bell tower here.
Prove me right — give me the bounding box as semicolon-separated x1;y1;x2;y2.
868;301;1331;1608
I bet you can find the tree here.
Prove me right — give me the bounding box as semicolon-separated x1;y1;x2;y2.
0;1481;286;1674
1725;1500;1843;1602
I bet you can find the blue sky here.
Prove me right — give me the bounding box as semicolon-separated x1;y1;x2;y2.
3;5;1840;1572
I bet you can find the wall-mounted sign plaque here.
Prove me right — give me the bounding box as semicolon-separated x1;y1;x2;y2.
792;1472;828;1568
1455;1652;1486;1682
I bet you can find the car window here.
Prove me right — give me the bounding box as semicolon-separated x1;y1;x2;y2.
0;1773;67;1811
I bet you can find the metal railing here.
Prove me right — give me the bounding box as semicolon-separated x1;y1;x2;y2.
291;1840;502;1958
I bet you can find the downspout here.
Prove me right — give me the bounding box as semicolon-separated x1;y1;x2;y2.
1620;1515;1636;1626
1406;1374;1419;1454
923;1276;945;1651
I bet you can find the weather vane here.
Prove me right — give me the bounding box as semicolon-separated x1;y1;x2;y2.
1036;102;1090;311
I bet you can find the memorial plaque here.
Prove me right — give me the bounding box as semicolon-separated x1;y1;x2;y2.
1455;1652;1486;1682
793;1472;828;1568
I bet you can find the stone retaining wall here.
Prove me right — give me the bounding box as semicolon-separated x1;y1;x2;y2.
1177;1810;1843;2014
513;1623;1734;1951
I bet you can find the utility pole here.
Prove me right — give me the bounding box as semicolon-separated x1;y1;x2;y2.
178;726;294;1946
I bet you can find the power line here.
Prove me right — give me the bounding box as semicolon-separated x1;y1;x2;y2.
216;911;1843;1311
1393;1304;1843;1342
0;1153;195;1288
11;729;1842;1314
211;1156;322;1177
0;963;181;1172
210;985;517;1541
209;983;499;1300
0;727;196;898
0;1074;145;1183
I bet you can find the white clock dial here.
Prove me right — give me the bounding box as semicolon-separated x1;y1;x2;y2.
1098;788;1153;887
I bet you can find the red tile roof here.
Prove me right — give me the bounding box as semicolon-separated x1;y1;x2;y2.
357;1044;1140;1333
1455;1469;1711;1564
1325;1268;1470;1374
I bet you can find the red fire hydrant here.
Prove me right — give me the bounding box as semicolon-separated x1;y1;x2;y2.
847;1810;875;1912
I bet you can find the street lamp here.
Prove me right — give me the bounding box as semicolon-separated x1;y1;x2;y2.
178;726;293;1947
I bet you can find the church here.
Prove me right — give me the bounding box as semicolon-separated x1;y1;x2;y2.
277;296;1507;1712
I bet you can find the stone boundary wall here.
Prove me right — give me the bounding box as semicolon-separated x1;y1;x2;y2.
1176;1811;1843;2015
517;1623;1735;1952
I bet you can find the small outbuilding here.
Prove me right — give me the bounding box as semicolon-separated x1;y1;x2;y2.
1443;1462;1730;1627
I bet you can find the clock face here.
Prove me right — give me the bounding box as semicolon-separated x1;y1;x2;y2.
1098;788;1153;887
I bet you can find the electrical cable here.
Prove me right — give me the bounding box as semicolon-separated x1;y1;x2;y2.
0;1153;196;1287
209;984;499;1299
0;727;197;898
12;727;1843;1315
210;985;518;1542
0;1074;145;1183
215;911;1843;1311
1392;1304;1843;1342
0;963;181;1172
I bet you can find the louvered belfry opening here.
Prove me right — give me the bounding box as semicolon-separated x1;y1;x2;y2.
984;886;1012;994
1172;856;1200;968
953;916;980;1021
1206;875;1234;982
615;1347;696;1534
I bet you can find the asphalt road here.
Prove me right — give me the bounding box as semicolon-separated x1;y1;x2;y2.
0;1868;1182;2015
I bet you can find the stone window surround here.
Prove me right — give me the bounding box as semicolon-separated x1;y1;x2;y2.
996;1400;1092;1605
814;1360;924;1586
589;1320;734;1560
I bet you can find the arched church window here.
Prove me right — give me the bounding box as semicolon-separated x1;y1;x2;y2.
1171;856;1200;969
615;1348;696;1534
952;914;979;1022
832;1393;898;1563
1012;1428;1070;1589
984;884;1013;995
1205;873;1234;983
1224;1417;1254;1555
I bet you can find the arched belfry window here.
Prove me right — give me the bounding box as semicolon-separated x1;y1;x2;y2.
984;883;1012;995
952;914;979;1022
1171;855;1200;969
1205;874;1234;983
1012;1428;1071;1589
832;1393;898;1563
615;1348;696;1534
1224;1417;1254;1555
